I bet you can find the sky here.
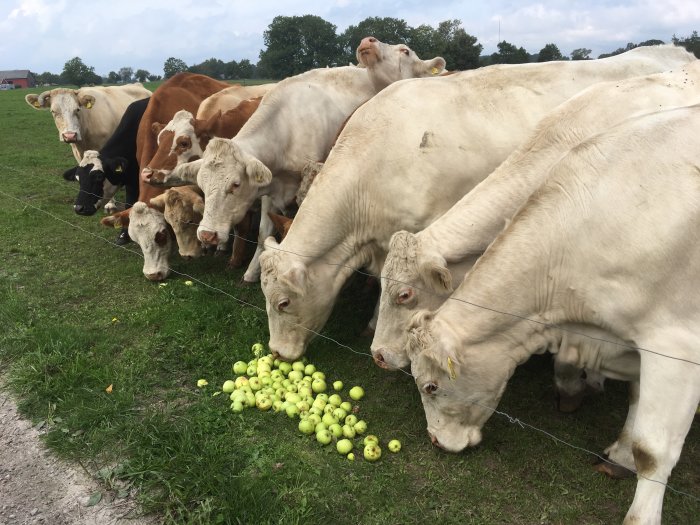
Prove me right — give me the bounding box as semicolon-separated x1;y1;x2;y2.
2;0;699;76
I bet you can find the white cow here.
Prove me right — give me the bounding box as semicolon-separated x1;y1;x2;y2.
25;83;151;162
259;45;695;362
149;38;447;283
407;104;700;525
373;60;700;407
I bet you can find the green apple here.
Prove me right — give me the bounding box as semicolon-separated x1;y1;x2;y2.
257;362;271;374
315;429;332;445
285;392;301;404
363;443;382;462
234;376;249;389
232;361;248;375
321;412;338;426
332;380;343;391
353;420;367;435
298;419;315;435
363;435;379;446
248;377;262;391
307;413;322;426
312;397;326;409
309;406;322;417
345;414;358;427
246;365;257;377
304;364;316;376
328;394;342;407
349;386;365;401
272;400;284;412
298;386;313;398
288;370;304;382
285;404;300;418
221;380;235;393
314;421;328;434
347;452;355;461
323;404;335;415
311;379;327;393
244;392;256;408
316;393;329;403
296;400;310;413
230;400;244;413
388;439;401;453
339;401;352;412
328;423;343;438
292;361;305;372
311;371;326;380
278;362;292;376
332;407;347;421
336;439;353;455
251;342;265;356
342;424;356;439
256;397;272;411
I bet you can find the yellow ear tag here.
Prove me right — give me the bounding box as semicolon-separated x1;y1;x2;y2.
113;221;122;230
447;357;456;380
86;101;93;109
115;165;123;173
33;101;41;107
431;67;439;75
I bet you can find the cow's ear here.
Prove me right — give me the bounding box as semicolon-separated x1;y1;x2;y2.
151;122;165;136
149;193;167;212
25;93;49;109
62;166;78;181
103;156;127;175
418;253;452;294
79;94;95;109
246;157;272;186
417;56;446;77
101;214;124;229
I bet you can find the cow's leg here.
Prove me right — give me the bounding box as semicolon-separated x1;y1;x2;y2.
623;346;700;525
594;380;638;478
242;196;273;283
229;211;253;269
552;344;588;412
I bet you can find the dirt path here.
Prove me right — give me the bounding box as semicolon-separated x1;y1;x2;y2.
0;384;156;525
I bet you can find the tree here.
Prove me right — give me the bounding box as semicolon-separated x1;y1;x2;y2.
189;58;226;79
537;43;564;62
258;15;341;79
571;48;592;60
490;40;530;64
147;74;162;82
61;56;98;87
134;69;150;82
36;71;61;85
435;20;482;70
163;57;188;79
672;31;700;58
340;16;412;64
237;59;255;79
107;71;120;83
408;24;442;60
118;67;133;83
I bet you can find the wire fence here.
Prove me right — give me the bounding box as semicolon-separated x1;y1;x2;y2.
1;167;699;505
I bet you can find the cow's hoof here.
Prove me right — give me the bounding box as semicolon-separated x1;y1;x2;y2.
115;228;131;246
227;258;245;269
554;388;587;413
592;455;635;479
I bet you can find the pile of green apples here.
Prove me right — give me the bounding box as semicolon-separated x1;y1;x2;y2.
198;343;401;461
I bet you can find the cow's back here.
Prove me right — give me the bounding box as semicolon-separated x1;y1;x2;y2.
196;83;276;120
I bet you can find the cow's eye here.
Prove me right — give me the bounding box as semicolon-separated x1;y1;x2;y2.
277;298;290;312
397;288;413;304
423;382;438;395
227;181;241;193
400;48;410;55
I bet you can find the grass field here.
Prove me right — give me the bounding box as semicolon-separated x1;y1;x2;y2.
1;84;698;524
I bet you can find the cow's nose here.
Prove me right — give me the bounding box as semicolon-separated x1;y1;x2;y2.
372;351;389;369
62;132;77;142
428;432;442;448
199;230;218;245
146;271;165;282
360;36;377;46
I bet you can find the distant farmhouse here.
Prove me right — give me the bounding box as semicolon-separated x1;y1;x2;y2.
0;70;36;90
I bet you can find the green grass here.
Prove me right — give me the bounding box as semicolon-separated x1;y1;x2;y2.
1;86;698;524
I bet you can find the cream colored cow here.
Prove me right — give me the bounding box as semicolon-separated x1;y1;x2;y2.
25;83;151;162
259;45;696;362
373;60;700;407
408;104;700;525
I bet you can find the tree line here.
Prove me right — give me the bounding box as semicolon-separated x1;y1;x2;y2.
34;16;700;86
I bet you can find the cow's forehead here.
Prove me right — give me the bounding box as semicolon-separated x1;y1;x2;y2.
165;110;195;134
51;92;79;111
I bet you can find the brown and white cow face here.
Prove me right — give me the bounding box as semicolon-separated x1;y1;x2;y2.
372;231;453;370
408;313;515;453
356;37;446;92
169;138;272;248
150;186;204;259
128;202;173;281
25;89;95;144
143;110;207;181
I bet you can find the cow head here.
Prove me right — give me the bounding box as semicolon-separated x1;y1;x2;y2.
407;311;515;453
356;37;446;92
63;150;123;215
142;110;208;183
127;202;173;281
150;186;204;259
260;237;339;361
25;89;95;143
167;138;271;248
372;231;453;370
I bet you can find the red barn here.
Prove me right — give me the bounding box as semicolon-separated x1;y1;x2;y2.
0;70;36;89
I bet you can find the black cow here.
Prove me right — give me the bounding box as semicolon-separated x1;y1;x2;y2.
63;97;150;244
